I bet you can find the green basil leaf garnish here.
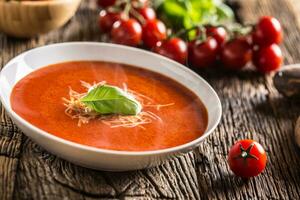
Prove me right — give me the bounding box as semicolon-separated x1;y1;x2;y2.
80;85;142;115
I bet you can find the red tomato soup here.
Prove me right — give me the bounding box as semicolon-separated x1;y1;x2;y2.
10;61;208;151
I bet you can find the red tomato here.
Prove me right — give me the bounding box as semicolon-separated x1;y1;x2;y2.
98;10;122;33
137;7;156;21
142;19;167;48
195;26;227;50
221;37;252;70
252;16;282;46
253;44;283;73
97;0;116;8
206;26;227;48
189;37;218;68
111;18;142;47
228;139;267;178
154;38;187;64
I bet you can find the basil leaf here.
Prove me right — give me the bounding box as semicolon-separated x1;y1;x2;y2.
156;0;234;31
216;3;234;21
80;85;142;115
158;0;188;29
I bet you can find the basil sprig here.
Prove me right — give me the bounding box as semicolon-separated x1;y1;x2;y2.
80;85;142;115
155;0;234;31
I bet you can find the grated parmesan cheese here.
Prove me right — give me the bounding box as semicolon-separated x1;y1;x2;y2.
62;81;174;128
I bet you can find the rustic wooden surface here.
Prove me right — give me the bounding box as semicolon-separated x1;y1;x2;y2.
1;0;300;199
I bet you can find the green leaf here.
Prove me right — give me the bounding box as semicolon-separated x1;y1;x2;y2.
155;0;234;31
158;0;187;29
216;3;234;21
80;85;142;115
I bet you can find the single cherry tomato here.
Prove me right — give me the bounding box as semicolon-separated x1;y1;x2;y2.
97;0;116;8
142;19;167;48
253;44;283;73
252;16;282;46
98;10;122;33
228;139;267;178
154;38;188;64
195;26;227;50
206;26;227;48
111;18;142;47
137;7;156;21
221;37;252;70
189;37;218;68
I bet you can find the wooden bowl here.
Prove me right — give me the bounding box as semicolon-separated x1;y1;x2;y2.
0;0;81;38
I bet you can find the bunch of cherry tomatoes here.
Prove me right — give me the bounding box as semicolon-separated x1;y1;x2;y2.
98;0;283;73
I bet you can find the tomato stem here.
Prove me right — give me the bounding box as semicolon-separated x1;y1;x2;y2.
123;0;132;19
130;8;146;25
174;25;206;41
234;143;259;165
196;26;207;43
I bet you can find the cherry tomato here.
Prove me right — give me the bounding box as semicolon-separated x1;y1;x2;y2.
189;37;218;68
195;26;227;50
253;44;283;73
206;26;227;48
142;19;167;48
228;139;267;178
111;18;142;47
221;37;252;70
98;10;122;33
137;7;156;21
97;0;116;8
252;16;282;46
154;38;188;64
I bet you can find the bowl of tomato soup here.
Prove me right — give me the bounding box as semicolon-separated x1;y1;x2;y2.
0;42;221;171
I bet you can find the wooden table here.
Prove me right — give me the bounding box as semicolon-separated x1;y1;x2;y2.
1;0;300;199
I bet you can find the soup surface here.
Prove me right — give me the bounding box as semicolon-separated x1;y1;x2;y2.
11;61;208;151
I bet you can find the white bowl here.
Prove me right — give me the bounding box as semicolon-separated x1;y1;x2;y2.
0;42;222;171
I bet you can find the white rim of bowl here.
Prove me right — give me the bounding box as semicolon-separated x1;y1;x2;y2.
0;42;222;156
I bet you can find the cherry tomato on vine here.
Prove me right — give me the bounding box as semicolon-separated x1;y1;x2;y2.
154;38;188;64
221;37;252;70
196;26;227;50
98;10;122;33
111;18;142;47
137;7;156;21
97;0;116;8
253;44;283;73
206;26;227;48
228;139;267;178
142;19;167;48
189;37;218;68
252;16;282;46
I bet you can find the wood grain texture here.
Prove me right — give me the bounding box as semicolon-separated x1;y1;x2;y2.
195;0;300;199
0;0;300;199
